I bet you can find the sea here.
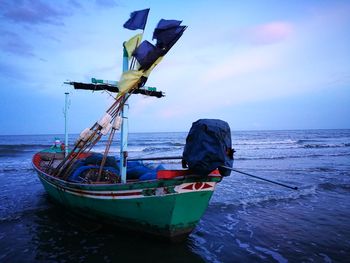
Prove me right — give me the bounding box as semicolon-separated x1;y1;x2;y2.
0;129;350;263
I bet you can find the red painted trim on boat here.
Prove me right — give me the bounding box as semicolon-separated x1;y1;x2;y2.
157;169;191;179
33;153;41;167
183;182;213;190
210;169;220;175
157;169;220;179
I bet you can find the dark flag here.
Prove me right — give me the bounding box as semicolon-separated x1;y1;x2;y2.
123;8;150;30
153;19;182;39
132;40;163;70
156;26;186;51
153;19;186;52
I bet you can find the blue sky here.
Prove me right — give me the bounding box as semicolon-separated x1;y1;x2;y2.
0;0;349;135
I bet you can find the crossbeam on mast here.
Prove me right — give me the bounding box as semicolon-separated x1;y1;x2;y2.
64;80;164;98
91;78;158;92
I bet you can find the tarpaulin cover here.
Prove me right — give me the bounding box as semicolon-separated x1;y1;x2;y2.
182;119;233;176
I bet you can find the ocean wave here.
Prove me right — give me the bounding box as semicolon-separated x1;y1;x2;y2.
303;143;350;149
0;149;26;156
0;144;51;149
0;144;51;155
247;145;300;150
236;142;350;150
235;139;297;146
143;159;182;164
129;141;185;147
241;188;315;206
212;185;316;208
142;146;182;152
93;144;184;154
0;167;34;173
236;152;350;161
318;182;350;191
309;167;338;172
296;139;321;144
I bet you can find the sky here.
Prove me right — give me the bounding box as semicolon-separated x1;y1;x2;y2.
0;0;349;135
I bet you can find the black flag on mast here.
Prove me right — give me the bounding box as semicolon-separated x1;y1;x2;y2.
132;41;163;70
132;19;187;70
123;8;150;30
153;19;187;51
153;19;182;40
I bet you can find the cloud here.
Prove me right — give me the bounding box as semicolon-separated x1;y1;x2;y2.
245;22;294;45
95;0;118;8
0;0;73;25
0;29;35;56
0;1;83;57
0;62;27;80
69;0;83;9
159;107;186;119
202;45;281;83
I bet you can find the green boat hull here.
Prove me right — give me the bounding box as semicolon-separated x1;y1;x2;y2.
33;154;221;240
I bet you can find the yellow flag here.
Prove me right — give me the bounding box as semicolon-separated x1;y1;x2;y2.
123;33;143;59
143;56;164;77
118;70;143;96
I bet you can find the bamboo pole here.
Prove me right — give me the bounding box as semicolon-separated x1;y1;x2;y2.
97;128;116;182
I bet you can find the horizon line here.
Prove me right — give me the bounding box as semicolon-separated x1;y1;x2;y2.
1;127;350;137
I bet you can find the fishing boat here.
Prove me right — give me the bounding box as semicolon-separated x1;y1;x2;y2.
32;9;234;241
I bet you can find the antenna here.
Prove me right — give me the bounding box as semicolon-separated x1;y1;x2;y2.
64;92;69;157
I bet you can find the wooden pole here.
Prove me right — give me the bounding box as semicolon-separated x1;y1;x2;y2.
97;128;116;182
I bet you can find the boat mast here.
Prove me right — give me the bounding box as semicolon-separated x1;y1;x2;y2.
64;92;69;157
120;47;129;183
